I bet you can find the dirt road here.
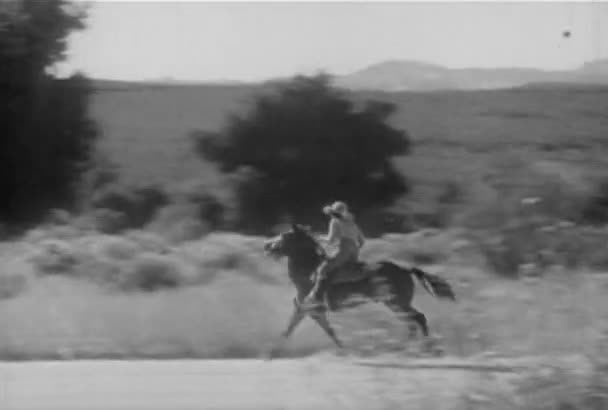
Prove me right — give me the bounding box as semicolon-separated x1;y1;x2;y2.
0;354;587;410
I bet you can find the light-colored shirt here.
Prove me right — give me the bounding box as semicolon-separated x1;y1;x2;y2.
324;214;365;248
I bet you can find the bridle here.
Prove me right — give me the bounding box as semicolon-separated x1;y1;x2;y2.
304;230;328;261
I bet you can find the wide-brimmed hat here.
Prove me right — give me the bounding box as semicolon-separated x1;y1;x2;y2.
322;201;350;218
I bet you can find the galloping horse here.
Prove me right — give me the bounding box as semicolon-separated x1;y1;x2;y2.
263;224;456;357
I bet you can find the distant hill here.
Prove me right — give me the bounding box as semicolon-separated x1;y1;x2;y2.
91;59;608;93
92;79;252;92
334;59;608;92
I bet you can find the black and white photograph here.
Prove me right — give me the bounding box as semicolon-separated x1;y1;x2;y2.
1;0;608;409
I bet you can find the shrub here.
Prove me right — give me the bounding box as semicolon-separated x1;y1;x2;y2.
45;209;72;226
28;239;80;275
124;230;171;254
164;220;209;243
461;169;608;276
24;224;84;243
192;74;410;233
120;253;183;291
434;180;467;228
77;151;121;211
0;271;30;300
581;178;608;226
90;208;128;234
193;194;225;231
471;209;608;277
356;208;412;236
170;179;237;228
96;236;140;261
504;346;608;410
147;203;210;243
171;182;227;229
91;183;169;230
76;257;123;287
91;185;138;215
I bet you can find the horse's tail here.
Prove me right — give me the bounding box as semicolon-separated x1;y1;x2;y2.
411;267;456;301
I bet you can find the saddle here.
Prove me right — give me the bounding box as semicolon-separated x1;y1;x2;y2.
327;261;375;285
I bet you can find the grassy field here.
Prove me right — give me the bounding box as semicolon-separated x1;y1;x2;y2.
91;83;608;215
5;80;594;361
1;225;606;361
2;82;608;408
1;224;607;409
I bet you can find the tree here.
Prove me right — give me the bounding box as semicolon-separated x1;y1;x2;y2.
192;74;410;233
0;0;97;228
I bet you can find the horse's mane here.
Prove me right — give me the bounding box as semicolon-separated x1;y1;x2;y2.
293;225;326;259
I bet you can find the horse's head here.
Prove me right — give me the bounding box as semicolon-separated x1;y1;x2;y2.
263;223;320;262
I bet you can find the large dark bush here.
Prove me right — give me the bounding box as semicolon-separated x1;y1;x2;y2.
192;74;411;233
91;183;170;230
581;178;608;226
0;1;97;227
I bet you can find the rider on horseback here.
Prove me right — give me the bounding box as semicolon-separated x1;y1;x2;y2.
300;201;366;310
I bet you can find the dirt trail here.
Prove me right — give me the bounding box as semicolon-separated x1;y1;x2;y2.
0;354;591;410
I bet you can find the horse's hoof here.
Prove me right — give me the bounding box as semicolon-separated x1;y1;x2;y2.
302;307;327;317
302;306;324;315
421;338;443;357
333;342;346;352
263;348;280;361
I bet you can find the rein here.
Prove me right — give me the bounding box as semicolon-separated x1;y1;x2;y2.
306;231;327;260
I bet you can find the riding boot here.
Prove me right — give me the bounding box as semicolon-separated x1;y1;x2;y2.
301;269;329;310
310;275;328;304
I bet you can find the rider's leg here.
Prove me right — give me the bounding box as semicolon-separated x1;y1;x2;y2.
304;259;333;306
303;240;356;308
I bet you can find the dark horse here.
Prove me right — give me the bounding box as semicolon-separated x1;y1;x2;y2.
263;224;456;358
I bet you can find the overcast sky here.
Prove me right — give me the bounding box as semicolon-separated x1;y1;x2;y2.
57;1;607;82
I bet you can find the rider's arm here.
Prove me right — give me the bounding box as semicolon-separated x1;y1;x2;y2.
356;226;366;248
323;218;339;243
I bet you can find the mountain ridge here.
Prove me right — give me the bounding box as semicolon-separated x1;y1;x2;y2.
89;59;608;92
334;59;608;91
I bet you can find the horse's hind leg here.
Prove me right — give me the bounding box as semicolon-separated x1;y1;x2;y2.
384;301;443;355
267;304;306;359
406;307;441;355
310;311;344;349
384;300;429;339
407;307;429;337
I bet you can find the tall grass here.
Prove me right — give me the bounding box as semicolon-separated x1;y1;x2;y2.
463;171;608;277
0;225;607;360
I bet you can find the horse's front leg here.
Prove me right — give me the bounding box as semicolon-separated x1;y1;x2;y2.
267;299;306;359
310;310;344;350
